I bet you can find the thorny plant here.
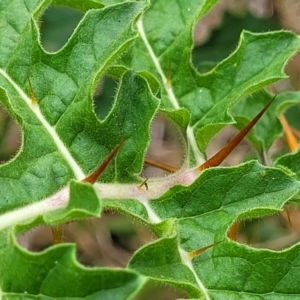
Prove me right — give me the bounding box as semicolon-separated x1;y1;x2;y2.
48;95;277;246
1;1;300;300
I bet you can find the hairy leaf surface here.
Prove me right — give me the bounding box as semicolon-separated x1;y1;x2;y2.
118;0;300;158
1;0;300;299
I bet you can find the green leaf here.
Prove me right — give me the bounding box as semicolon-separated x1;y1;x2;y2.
161;108;191;133
126;162;300;298
0;230;145;299
150;161;299;250
119;0;300;158
0;1;154;298
44;180;101;224
129;236;202;299
195;241;300;299
183;30;300;153
2;0;300;299
52;0;104;11
0;1;155;215
193;11;281;69
275;150;300;181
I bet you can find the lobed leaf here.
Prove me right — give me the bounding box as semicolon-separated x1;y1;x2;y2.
127;162;300;298
275;150;300;181
0;230;145;299
145;161;299;250
0;1;155;299
118;0;300;157
195;241;300;299
1;0;300;299
0;1;158;216
129;236;202;299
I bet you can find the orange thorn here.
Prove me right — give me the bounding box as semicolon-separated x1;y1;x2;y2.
280;114;299;152
51;225;64;244
138;178;149;190
198;96;276;171
82;139;126;184
28;78;37;105
144;158;179;173
188;241;221;259
227;221;240;241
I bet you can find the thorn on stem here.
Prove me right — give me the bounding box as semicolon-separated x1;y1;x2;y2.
280;114;299;152
144;158;178;173
82;139;126;184
198;96;276;171
138;178;149;190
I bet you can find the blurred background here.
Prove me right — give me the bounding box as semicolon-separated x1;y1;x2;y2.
5;0;300;299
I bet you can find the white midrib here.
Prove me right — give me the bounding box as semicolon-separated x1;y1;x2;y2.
136;19;205;165
0;69;86;180
179;248;211;300
137;18;209;299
